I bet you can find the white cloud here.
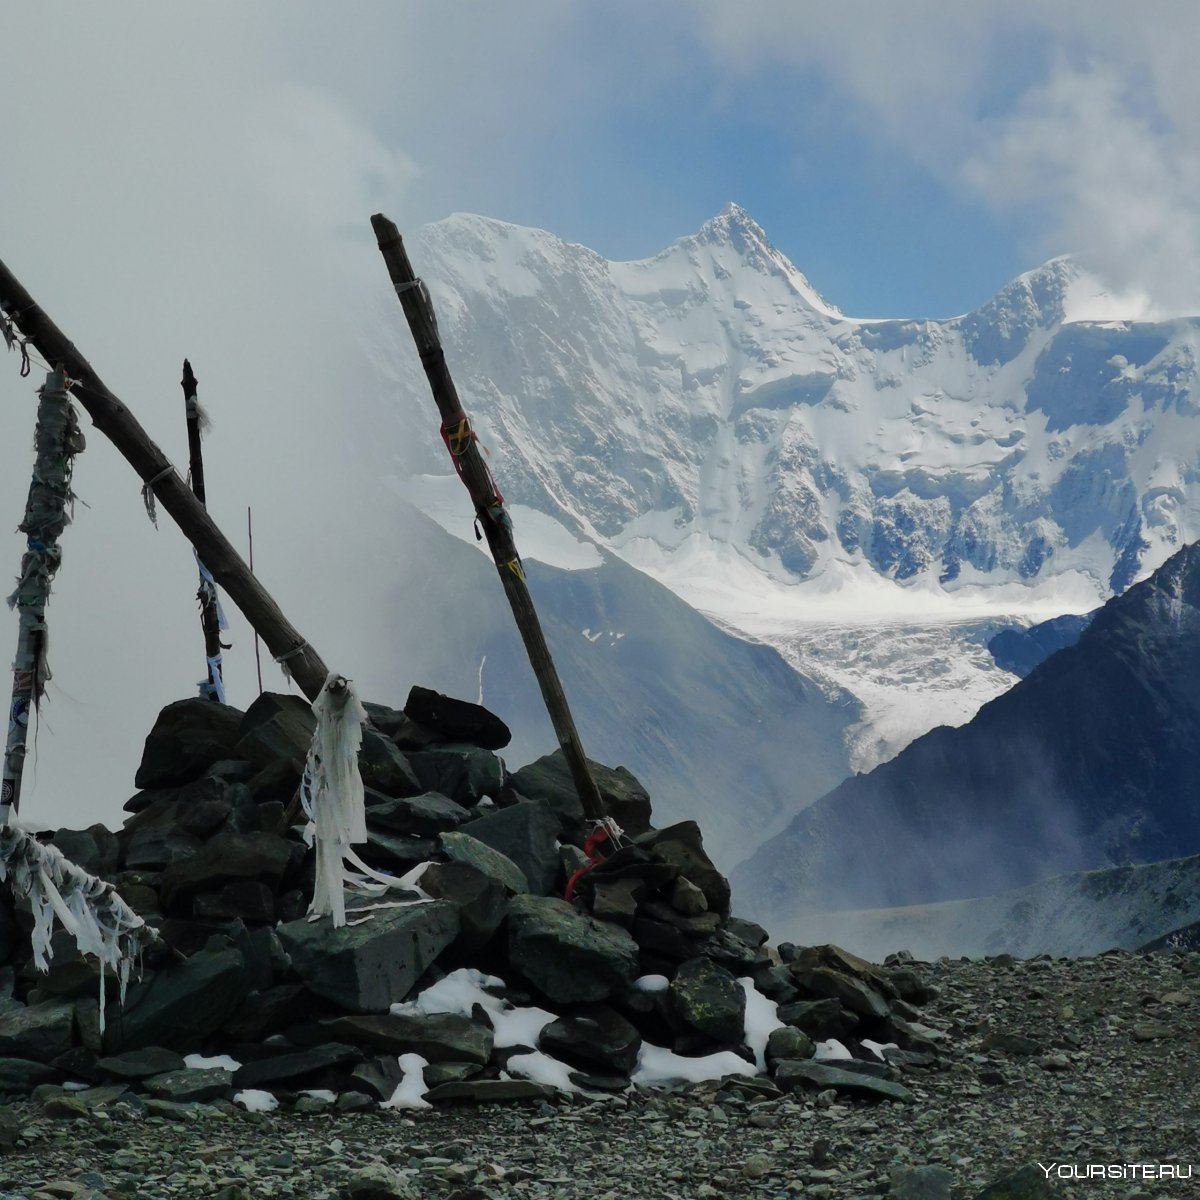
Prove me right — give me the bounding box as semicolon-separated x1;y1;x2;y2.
689;0;1200;313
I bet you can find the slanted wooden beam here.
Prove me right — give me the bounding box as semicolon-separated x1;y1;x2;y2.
0;258;329;701
371;213;607;824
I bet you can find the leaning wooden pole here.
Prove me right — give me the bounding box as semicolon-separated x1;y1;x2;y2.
1;369;81;824
371;213;606;824
0;258;329;700
181;359;227;703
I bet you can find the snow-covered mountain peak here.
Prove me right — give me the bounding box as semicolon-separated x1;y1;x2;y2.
397;211;1200;622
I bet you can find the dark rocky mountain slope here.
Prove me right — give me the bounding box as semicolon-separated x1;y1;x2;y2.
735;540;1200;924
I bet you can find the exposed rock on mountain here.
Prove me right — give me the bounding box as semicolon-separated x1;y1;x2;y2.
734;540;1200;925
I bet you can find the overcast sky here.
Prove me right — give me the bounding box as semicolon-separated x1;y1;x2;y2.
2;1;1198;829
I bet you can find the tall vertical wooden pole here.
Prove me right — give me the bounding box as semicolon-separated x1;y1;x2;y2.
182;359;226;703
371;213;607;825
0;256;330;701
2;369;81;824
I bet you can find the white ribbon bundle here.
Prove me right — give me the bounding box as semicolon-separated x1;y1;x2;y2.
301;673;416;927
0;824;154;1033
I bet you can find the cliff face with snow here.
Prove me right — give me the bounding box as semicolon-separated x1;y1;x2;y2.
397;205;1200;610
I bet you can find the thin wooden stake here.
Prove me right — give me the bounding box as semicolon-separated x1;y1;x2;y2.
0;256;330;701
371;213;607;824
2;369;81;823
248;506;264;696
181;359;226;703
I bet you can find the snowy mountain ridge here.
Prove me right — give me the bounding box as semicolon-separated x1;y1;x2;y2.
400;205;1200;606
383;205;1200;768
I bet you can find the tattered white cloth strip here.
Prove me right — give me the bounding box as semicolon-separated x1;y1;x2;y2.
0;824;155;1033
301;673;419;927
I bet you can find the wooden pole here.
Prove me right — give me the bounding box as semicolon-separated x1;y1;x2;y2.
2;369;80;823
181;359;227;703
0;258;330;701
371;213;607;824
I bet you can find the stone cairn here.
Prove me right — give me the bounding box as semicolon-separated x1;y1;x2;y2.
0;687;940;1111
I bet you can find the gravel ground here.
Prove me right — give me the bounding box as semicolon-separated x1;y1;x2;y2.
0;949;1195;1200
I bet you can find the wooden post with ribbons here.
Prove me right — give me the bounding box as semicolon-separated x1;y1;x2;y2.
181;359;228;703
371;213;607;825
0;256;330;702
1;369;83;824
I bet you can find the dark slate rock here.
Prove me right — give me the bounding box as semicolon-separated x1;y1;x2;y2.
461;802;561;895
235;692;316;769
358;731;422;798
630;917;707;963
750;963;799;1003
418;861;508;953
228;925;291;992
323;1012;492;1064
123;825;202;871
404;686;512;751
0;1001;74;1063
50;1047;100;1082
424;1079;558;1104
981;1030;1043;1056
103;948;250;1052
422;1060;483;1088
776;998;860;1040
439;832;529;894
774;1060;914;1103
540;1005;641;1074
193;882;276;924
135;699;245;789
792;967;891;1021
669;876;708;916
231;1043;360;1089
590;877;643;927
144;1067;233;1103
725;917;769;948
640;900;721;938
276;901;459;1013
890;1165;954;1200
670;957;745;1044
94;1047;186;1080
221;985;312;1042
177;794;234;839
0;905;20;969
159;831;293;910
507;751;653;839
349;1055;406;1101
50;825;119;878
0;1057;60;1094
787;944;897;1000
366;791;470;836
357;830;439;875
766;1026;816;1064
246;758;302;806
887;967;937;1005
506;895;639;1004
636;823;729;918
407;746;504;806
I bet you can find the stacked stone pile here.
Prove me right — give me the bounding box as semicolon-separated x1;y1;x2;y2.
0;686;942;1111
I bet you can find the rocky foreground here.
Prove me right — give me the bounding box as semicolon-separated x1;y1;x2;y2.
0;948;1194;1200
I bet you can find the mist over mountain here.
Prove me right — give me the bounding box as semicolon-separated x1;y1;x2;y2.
375;502;858;869
731;540;1200;925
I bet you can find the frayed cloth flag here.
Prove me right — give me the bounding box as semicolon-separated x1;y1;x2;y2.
300;673;412;927
0;824;155;1033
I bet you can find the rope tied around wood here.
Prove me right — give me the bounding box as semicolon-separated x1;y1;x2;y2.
274;640;311;683
140;465;175;527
